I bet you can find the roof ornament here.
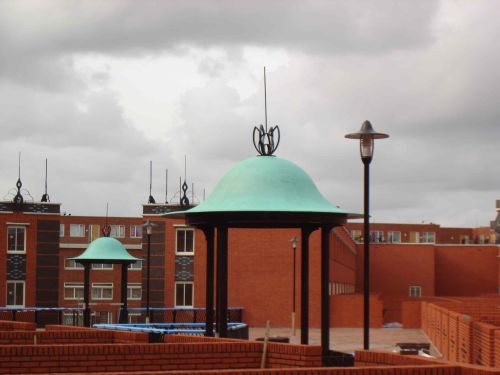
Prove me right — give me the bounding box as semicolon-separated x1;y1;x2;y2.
148;160;156;204
253;67;280;156
180;155;190;207
41;158;50;202
13;152;24;210
101;202;111;237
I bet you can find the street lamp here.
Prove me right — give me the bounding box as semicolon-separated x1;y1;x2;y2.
290;236;298;336
143;220;156;323
345;120;389;350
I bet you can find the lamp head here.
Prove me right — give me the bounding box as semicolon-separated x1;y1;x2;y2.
290;236;298;249
345;120;389;161
142;220;156;235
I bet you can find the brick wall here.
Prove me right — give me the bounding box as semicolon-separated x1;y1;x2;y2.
331;294;383;327
0;320;36;331
421;299;500;368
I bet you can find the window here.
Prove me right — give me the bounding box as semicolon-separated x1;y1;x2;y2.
420;232;435;243
64;258;84;270
64;282;84;300
409;286;422;297
92;311;112;324
60;224;65;237
7;226;26;253
70;224;85;237
130;225;143;238
92;283;113;300
127;284;141;300
6;281;25;306
110;225;125;238
350;230;362;242
370;231;384;243
387;231;401;243
128;313;141;324
92;263;113;270
175;282;193;307
176;228;194;254
128;260;142;270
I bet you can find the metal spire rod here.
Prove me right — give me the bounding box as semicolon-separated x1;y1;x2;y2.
44;158;48;195
18;152;21;179
165;168;168;204
149;161;153;197
264;67;268;133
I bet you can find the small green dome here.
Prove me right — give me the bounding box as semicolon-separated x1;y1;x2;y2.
187;156;346;214
69;237;140;263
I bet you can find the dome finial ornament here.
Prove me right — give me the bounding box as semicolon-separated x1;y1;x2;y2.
252;67;280;156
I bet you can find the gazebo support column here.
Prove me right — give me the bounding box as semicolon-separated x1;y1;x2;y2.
202;226;215;337
83;264;91;327
300;227;314;345
119;263;129;324
321;225;333;363
217;225;228;337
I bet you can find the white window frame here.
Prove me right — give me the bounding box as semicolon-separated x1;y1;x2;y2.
91;263;113;270
127;283;142;300
128;260;142;270
409;285;422;297
7;226;26;254
6;281;25;307
64;282;84;300
387;231;401;243
92;283;113;300
110;225;125;238
175;282;194;307
70;224;85;237
176;228;195;255
128;312;141;324
130;225;143;238
420;232;435;243
59;223;65;237
370;230;384;243
64;258;84;270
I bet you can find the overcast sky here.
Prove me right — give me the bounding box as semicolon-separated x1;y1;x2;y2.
1;0;499;227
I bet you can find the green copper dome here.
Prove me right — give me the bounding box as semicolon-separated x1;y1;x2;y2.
69;237;140;263
186;156;346;214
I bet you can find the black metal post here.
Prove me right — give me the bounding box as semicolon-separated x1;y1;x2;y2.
83;263;91;327
119;263;128;324
203;226;215;336
321;225;332;363
292;243;296;335
217;225;228;337
300;227;313;345
146;231;151;323
363;158;371;350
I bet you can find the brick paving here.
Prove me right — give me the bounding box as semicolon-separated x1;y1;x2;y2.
249;327;435;355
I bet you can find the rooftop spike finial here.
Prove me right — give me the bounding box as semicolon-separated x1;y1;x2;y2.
148;160;156;204
165;168;168;204
41;158;50;202
180;155;190;207
13;152;24;209
253;67;280;156
102;202;111;237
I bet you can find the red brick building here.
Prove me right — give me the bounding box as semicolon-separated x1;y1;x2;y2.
0;185;498;328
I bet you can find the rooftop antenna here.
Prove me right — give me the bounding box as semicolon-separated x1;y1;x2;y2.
264;66;268;133
165;168;168;204
203;188;206;201
252;67;280;156
180;155;190;207
13;152;24;209
102;202;111;237
191;183;194;204
41;158;50;202
148;161;156;204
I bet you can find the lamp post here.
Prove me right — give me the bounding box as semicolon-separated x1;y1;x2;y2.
345;120;389;350
143;220;155;324
290;236;298;336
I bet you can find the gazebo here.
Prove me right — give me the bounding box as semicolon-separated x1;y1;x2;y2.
69;236;140;326
169;127;356;363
